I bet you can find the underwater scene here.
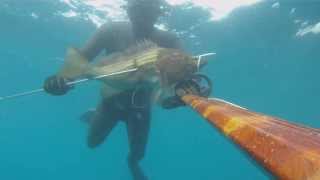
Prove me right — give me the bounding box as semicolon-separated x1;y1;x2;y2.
1;0;320;180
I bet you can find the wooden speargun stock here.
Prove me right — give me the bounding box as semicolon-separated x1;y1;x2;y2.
182;95;320;180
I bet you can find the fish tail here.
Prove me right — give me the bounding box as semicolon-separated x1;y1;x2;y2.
57;47;90;79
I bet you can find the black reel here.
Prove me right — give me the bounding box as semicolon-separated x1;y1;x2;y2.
174;74;212;98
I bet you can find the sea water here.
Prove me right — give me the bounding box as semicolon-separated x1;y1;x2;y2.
0;1;319;179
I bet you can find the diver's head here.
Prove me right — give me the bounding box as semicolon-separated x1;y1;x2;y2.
125;0;167;38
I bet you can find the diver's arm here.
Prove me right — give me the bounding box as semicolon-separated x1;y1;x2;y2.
43;24;111;95
159;83;196;109
79;24;111;61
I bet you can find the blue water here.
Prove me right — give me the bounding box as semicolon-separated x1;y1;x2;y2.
1;1;320;179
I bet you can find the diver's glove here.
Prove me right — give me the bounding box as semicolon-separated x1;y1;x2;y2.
161;96;186;109
175;74;212;98
175;78;202;97
43;75;72;96
161;74;212;109
161;78;202;109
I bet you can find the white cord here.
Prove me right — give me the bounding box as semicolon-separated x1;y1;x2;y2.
194;53;216;71
0;68;138;102
67;68;138;86
209;97;248;110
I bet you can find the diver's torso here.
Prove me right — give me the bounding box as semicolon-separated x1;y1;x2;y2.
98;22;179;107
102;22;179;54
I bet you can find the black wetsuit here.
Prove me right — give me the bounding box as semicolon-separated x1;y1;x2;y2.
79;22;180;180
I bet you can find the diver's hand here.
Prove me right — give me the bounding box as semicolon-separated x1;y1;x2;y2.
161;79;201;109
175;79;201;97
161;96;186;109
43;75;72;96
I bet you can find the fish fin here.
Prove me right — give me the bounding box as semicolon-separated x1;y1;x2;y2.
123;39;158;56
97;40;158;66
94;51;125;67
150;88;162;105
80;108;96;124
57;48;89;79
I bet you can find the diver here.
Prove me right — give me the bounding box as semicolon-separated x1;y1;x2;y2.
44;0;182;180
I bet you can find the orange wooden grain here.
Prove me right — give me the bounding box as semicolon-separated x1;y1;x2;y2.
182;95;320;180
